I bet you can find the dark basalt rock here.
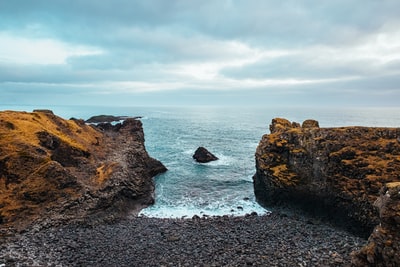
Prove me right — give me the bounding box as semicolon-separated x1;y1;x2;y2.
85;115;141;124
193;147;219;163
37;131;61;150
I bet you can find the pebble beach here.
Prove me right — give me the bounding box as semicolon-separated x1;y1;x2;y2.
0;211;366;267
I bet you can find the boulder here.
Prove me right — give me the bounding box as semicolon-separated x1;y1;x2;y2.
193;147;218;163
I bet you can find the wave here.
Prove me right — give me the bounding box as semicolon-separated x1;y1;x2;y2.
139;197;269;219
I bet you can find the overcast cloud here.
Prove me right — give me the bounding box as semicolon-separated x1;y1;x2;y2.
1;0;399;107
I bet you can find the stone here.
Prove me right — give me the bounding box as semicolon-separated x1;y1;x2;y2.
0;213;367;266
193;147;218;163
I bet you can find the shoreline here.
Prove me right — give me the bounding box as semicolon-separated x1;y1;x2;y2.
1;210;366;266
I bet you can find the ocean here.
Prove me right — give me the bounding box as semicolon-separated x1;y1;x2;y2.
3;105;400;218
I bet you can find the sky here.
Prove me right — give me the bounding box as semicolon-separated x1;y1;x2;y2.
1;0;400;107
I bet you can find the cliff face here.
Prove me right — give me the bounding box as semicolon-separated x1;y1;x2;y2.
253;118;400;236
0;110;166;229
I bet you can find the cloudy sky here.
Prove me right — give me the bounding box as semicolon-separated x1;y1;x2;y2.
1;0;400;107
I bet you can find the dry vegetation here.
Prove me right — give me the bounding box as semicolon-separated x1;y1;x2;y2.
0;110;103;226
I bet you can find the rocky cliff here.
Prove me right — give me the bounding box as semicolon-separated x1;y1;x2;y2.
253;118;400;265
0;110;166;230
254;118;400;236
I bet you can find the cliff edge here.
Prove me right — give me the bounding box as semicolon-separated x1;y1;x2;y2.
0;110;166;230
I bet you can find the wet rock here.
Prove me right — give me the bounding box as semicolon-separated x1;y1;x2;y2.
193;147;218;163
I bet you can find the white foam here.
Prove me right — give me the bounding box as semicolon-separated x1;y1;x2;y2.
139;199;269;219
194;154;236;167
241;174;254;182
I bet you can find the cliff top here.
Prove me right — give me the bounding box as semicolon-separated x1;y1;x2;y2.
0;110;100;153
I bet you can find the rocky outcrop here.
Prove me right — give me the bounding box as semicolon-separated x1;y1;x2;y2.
0;110;166;230
351;182;400;266
254;117;400;265
193;147;219;163
85;115;141;124
254;118;400;237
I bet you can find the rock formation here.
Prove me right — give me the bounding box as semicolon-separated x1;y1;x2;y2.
193;147;219;163
85;115;141;124
253;118;400;264
0;110;166;230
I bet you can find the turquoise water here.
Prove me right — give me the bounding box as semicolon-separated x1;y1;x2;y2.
2;105;400;218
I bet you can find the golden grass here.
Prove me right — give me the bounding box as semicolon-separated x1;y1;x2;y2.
0;111;101;154
96;162;119;184
386;181;400;189
271;164;299;187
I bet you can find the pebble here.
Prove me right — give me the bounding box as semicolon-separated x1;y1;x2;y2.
0;211;366;266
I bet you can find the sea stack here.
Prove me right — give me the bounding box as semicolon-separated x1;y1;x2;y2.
193;147;219;163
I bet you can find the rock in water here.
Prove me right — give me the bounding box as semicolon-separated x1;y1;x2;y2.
85;115;141;124
193;147;218;163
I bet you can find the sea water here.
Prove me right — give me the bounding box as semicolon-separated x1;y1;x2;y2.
2;105;400;218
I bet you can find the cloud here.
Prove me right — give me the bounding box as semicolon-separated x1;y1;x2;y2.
0;32;103;65
221;24;400;83
0;0;400;107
